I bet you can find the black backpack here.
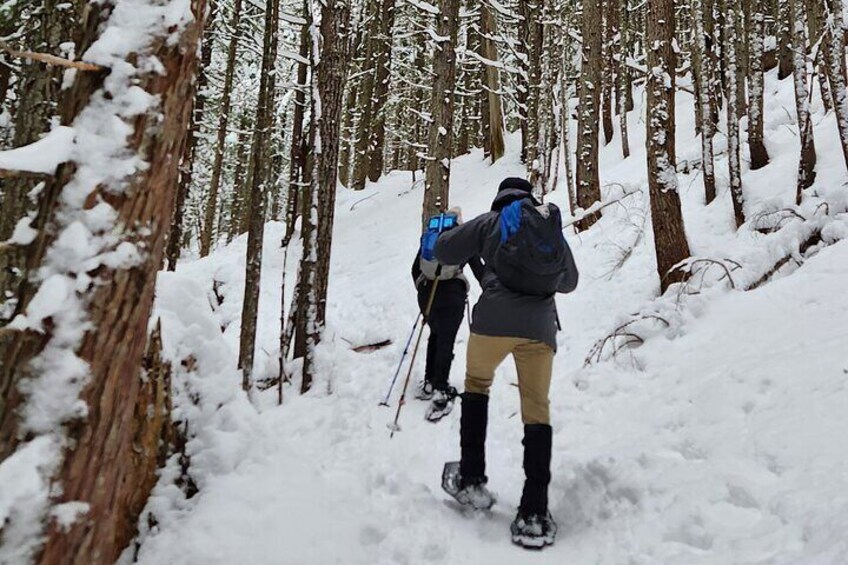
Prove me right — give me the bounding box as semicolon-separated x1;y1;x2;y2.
493;199;567;296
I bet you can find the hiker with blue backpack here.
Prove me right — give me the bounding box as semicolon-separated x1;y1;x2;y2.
434;177;579;549
411;207;484;422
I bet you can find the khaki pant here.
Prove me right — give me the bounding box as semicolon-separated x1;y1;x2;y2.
465;333;554;425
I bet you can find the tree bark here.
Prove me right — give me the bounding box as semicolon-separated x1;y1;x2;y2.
693;0;717;202
575;0;602;231
822;0;848;172
366;0;397;182
748;0;770;170
790;0;817;201
238;0;281;391
422;0;461;222
167;0;216;271
199;0;243;258
479;0;505;163
646;0;691;292
725;0;746;227
301;0;351;391
0;0;206;561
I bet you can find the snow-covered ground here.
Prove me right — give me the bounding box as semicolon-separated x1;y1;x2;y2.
131;70;848;564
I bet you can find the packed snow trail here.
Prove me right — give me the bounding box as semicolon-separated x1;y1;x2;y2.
133;74;848;564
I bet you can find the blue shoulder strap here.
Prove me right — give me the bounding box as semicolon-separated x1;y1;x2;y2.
499;200;523;243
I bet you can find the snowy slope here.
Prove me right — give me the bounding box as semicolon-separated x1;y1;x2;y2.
131;71;848;564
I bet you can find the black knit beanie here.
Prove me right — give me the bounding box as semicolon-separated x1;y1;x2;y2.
498;177;533;193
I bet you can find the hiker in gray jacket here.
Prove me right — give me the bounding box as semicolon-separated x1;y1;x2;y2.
435;177;578;549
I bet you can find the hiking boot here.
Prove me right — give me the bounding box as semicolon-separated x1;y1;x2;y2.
414;380;435;401
442;461;497;510
425;386;457;422
510;511;557;548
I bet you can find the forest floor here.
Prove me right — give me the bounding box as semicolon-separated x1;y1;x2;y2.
130;71;848;564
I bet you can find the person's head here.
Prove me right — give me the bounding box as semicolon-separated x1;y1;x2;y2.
492;177;537;211
498;177;533;194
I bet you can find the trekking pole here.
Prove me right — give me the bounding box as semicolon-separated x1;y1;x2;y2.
389;274;441;438
379;312;422;406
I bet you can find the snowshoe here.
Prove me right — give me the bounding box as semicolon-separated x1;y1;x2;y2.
425;387;457;422
510;511;557;549
414;380;435;401
441;461;496;510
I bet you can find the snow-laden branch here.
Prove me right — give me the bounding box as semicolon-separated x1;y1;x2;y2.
0;126;75;175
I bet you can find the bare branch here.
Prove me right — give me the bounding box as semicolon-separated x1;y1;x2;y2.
0;41;105;71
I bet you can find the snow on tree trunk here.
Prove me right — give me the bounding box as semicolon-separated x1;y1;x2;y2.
0;0;206;561
616;0;631;159
646;0;692;292
422;0;460;222
480;0;505;164
351;0;382;191
576;0;603;231
285;0;311;244
238;0;281;391
601;0;615;146
748;0;770;170
302;0;350;392
366;0;397;183
822;0;848;172
725;0;746;228
777;0;794;79
693;0;717;202
790;0;817;201
525;1;543;186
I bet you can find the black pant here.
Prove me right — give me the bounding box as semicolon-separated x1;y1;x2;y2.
424;306;465;389
417;279;466;391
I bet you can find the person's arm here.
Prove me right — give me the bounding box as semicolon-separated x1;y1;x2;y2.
434;214;490;266
557;238;579;293
411;251;422;284
467;255;485;284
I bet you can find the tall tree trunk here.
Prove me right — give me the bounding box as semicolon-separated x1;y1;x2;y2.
575;0;602;231
286;3;311;243
422;0;461;222
616;0;631;159
367;0;397;182
777;0;794;79
601;0;615;145
646;0;691;292
238;0;281;391
525;0;543;185
0;0;205;561
350;0;380;191
227;111;252;241
517;1;530;162
200;0;243;258
822;0;848;172
301;0;350;391
748;0;770;169
807;0;833;113
791;0;816;201
479;0;505;163
725;0;746;227
167;0;216;271
693;0;717;202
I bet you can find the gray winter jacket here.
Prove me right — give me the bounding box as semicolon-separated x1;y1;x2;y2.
434;188;579;351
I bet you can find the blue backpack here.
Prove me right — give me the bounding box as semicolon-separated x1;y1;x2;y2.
418;212;461;281
494;200;567;296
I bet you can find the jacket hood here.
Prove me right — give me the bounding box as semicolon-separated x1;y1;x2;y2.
491;188;540;212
